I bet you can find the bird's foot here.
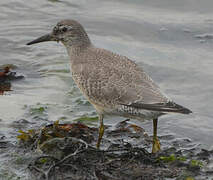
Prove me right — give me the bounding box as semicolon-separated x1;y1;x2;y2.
152;137;161;153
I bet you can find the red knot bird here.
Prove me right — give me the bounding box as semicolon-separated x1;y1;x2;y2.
27;19;192;153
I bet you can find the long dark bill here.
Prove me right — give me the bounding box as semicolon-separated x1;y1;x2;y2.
26;34;53;45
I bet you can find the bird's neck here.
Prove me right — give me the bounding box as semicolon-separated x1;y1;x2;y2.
65;43;92;64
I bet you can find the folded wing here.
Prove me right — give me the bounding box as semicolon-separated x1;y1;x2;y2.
120;101;192;114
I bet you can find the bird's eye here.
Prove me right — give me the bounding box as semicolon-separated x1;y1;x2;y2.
53;26;60;34
62;27;68;32
53;26;58;32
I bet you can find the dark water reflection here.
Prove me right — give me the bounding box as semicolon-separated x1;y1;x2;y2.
0;0;213;171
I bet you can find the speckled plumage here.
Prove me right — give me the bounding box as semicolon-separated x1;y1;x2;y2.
27;19;192;152
56;19;191;120
69;46;167;119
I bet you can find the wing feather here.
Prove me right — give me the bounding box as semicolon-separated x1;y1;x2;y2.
120;101;192;114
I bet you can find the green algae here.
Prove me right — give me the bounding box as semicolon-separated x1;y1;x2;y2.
190;159;203;167
158;154;203;169
73;116;98;123
30;106;46;115
158;154;186;163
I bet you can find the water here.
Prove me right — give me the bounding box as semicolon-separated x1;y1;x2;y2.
0;0;213;177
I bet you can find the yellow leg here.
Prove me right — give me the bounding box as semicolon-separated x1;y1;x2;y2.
152;118;161;153
96;114;104;149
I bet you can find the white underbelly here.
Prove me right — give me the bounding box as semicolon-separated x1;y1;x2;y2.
103;106;164;121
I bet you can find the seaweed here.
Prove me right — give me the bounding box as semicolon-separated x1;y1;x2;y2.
14;119;213;180
0;65;24;95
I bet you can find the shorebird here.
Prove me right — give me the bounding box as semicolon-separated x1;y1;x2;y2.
27;19;192;153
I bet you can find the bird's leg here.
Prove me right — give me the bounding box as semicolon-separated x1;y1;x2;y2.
152;118;161;153
96;114;104;149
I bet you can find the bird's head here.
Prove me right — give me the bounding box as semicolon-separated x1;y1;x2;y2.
27;19;91;47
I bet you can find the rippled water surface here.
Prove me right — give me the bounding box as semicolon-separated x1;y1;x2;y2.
0;0;213;178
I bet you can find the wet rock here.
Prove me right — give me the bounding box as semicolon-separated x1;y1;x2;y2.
0;65;24;82
0;140;14;149
11;119;31;129
7;120;213;179
0;65;24;94
197;149;213;161
0;136;14;149
14;119;31;124
195;33;213;40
